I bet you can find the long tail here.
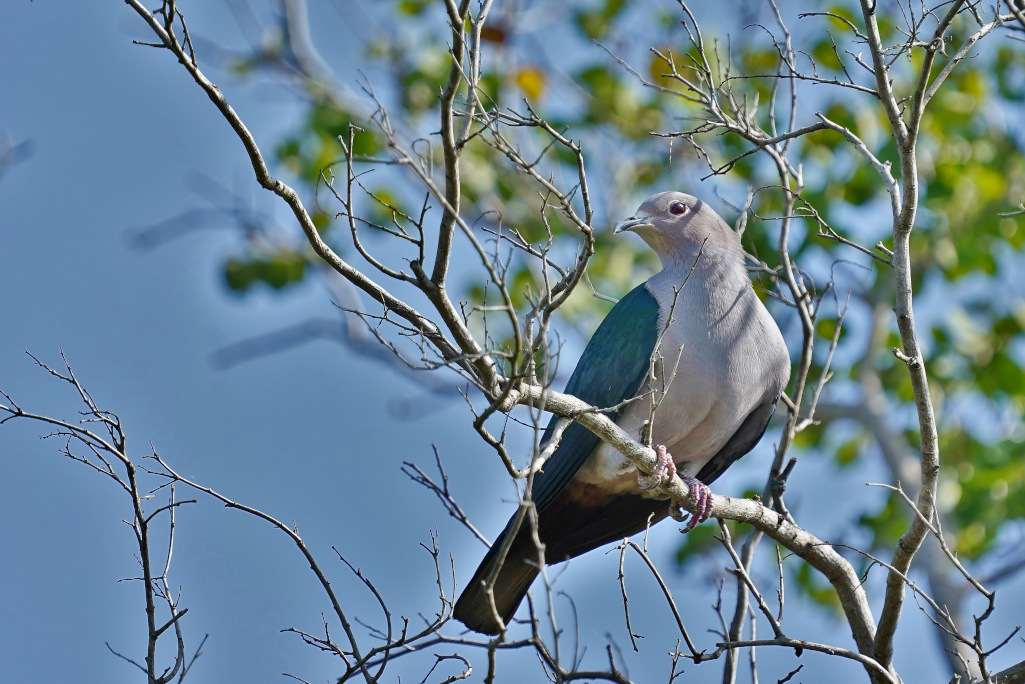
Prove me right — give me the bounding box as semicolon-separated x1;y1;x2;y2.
454;492;672;634
453;520;540;635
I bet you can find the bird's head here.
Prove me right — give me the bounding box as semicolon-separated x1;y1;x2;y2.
614;191;739;267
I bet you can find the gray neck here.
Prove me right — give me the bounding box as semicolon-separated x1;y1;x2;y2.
655;236;747;288
646;242;754;326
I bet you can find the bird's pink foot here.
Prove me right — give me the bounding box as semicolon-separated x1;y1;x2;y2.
638;444;676;490
672;477;714;532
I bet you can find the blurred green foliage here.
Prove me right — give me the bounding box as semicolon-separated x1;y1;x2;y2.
224;249;307;292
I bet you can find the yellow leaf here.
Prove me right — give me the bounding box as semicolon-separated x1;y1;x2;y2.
515;66;546;100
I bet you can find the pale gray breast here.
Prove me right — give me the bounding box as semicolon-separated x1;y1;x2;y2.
574;260;788;490
641;266;786;473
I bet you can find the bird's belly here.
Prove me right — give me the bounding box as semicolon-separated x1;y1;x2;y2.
573;387;742;496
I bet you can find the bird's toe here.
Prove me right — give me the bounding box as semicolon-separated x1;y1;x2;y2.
678;476;714;532
638;444;676;490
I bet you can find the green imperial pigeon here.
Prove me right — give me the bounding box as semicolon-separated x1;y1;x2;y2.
453;191;791;635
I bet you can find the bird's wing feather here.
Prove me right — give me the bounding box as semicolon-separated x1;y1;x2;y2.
696;397;780;485
530;283;660;510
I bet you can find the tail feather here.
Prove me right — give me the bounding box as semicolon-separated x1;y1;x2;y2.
454;492;670;634
453;524;540;635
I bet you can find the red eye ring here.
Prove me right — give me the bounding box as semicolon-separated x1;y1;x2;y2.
669;201;688;215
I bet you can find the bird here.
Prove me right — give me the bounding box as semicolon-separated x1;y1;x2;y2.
453;191;791;635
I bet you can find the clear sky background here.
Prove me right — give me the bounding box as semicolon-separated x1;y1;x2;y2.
1;3;1021;683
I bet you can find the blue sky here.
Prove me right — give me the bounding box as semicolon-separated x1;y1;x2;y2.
2;3;1020;683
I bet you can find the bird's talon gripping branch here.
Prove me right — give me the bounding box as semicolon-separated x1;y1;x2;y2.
669;503;688;523
638;443;676;490
678;476;714;532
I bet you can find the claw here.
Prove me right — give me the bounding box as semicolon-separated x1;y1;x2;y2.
676;476;714;533
638;444;676;490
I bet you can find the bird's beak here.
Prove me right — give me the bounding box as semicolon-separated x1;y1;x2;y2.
613;215;653;234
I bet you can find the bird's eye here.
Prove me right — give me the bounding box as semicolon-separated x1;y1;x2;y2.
669;201;688;215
